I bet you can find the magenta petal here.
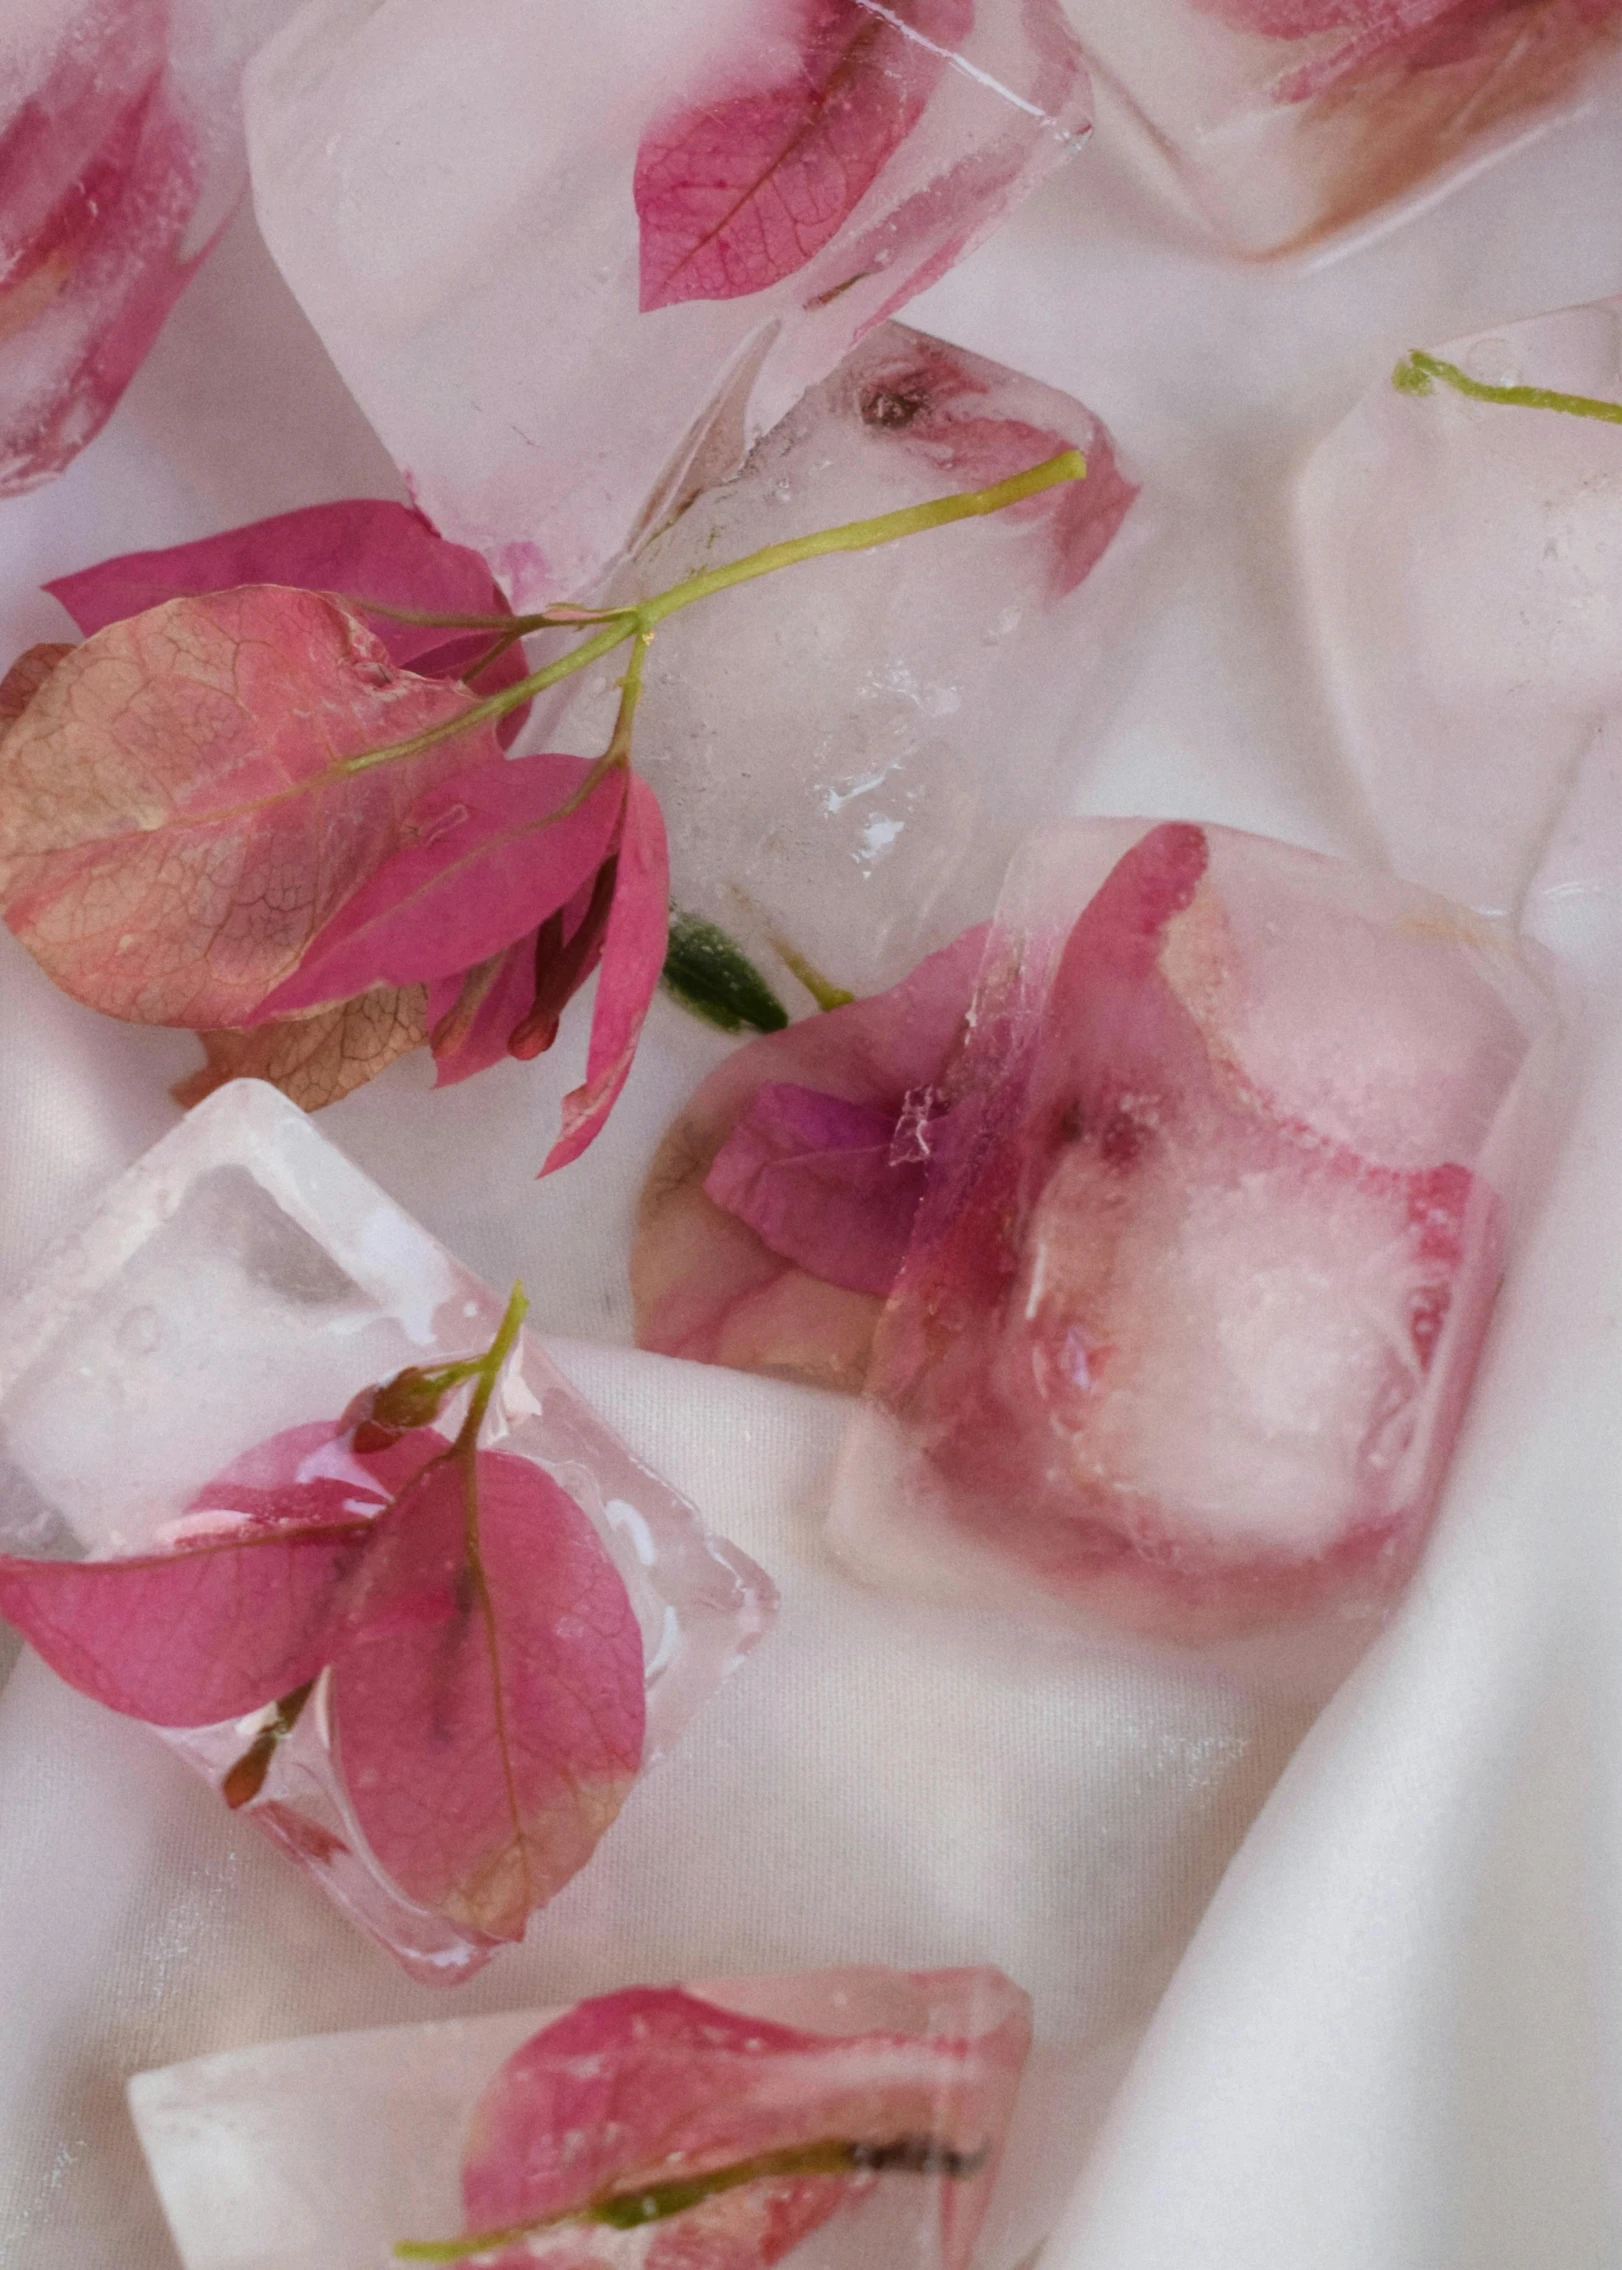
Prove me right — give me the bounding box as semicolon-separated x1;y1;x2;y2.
705;1083;926;1298
260;756;625;1012
46;499;535;738
634;0;972;310
0;1513;375;1728
425;931;542;1087
540;777;669;1175
460;1975;1030;2270
633;924;987;1387
328;1450;645;1940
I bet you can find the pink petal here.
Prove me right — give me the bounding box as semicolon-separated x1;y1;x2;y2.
459;1975;1030;2270
260;756;625;1011
634;0;972;310
48;502;535;745
0;1507;374;1728
425;931;545;1087
0;586;499;1029
704;1083;927;1298
328;1449;645;1940
541;777;669;1175
633;925;986;1387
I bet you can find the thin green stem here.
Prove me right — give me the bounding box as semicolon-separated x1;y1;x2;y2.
636;447;1086;628
456;1282;529;1452
544;629;652;825
336;448;1087;782
1393;349;1622;426
393;2135;988;2261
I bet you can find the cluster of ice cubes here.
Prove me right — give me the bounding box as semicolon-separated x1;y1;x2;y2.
534;319;1145;1004
244;0;1093;608
1297;288;1622;918
1057;0;1622;257
0;1083;773;1982
0;0;291;493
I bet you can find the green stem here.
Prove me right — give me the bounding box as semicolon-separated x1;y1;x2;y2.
545;629;652;825
1393;349;1622;426
337;448;1086;781
766;930;855;1013
393;2135;988;2261
456;1282;529;1453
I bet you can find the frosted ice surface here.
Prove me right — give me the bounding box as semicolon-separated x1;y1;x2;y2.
244;0;1091;606
1056;0;1622;257
0;0;297;493
828;819;1560;1663
536;321;1146;1003
1298;292;1622;916
130;1966;1028;2270
0;1081;773;1981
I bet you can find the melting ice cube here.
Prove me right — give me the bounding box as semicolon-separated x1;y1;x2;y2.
244;0;1092;605
536;320;1145;1004
0;1081;773;1982
129;1965;1030;2270
1058;0;1622;257
0;0;292;493
828;819;1559;1653
1297;290;1622;916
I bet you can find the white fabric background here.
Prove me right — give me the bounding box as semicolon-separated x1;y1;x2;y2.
2;55;1622;2270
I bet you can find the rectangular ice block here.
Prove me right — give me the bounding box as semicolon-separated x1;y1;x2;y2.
244;0;1091;605
0;0;296;493
0;1080;773;1982
1059;0;1622;258
828;819;1560;1664
129;1965;1031;2270
1296;291;1622;917
535;319;1146;1005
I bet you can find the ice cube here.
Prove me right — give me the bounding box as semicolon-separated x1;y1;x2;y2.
828;819;1559;1652
244;0;1092;607
1296;292;1622;916
0;1080;773;1982
535;321;1145;1004
0;0;293;494
1058;0;1622;258
129;1965;1029;2270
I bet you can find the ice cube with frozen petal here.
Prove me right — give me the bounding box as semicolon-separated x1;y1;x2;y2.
1057;0;1622;258
828;819;1559;1659
0;1080;773;1981
244;0;1091;605
535;320;1146;1004
129;1965;1030;2270
0;0;296;494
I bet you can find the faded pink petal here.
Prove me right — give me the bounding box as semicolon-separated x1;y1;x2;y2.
634;926;985;1389
705;1083;927;1298
260;755;625;1011
46;499;535;740
635;0;973;310
458;1975;1030;2270
0;585;497;1028
329;1450;645;1940
541;777;669;1175
0;1498;374;1727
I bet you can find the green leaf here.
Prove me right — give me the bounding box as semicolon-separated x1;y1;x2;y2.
662;910;789;1034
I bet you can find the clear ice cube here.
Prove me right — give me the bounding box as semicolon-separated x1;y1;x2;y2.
535;320;1146;1003
1058;0;1622;258
244;0;1092;606
0;0;294;494
129;1965;1029;2270
0;1079;773;1982
827;819;1559;1659
1297;291;1622;916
